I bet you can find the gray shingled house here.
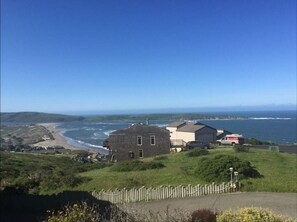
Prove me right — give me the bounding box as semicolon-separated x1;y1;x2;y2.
106;124;170;162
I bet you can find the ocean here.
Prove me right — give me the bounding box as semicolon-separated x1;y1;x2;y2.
59;110;296;154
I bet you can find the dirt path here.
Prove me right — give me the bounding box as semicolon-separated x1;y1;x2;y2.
121;192;297;219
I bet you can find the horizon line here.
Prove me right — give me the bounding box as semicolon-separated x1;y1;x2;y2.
1;104;296;116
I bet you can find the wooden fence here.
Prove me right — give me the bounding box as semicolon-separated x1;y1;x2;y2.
92;182;237;204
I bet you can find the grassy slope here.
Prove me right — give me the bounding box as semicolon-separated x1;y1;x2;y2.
77;148;297;192
1;148;296;194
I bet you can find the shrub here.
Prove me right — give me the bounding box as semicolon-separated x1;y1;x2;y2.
186;148;209;157
43;202;100;222
153;155;168;161
110;160;165;172
195;155;261;182
190;209;217;222
120;177;145;189
245;138;276;145
217;207;295;222
233;145;250;152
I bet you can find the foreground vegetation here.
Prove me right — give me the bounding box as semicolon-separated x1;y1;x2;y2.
43;202;295;222
77;148;296;192
1;147;296;194
0;152;108;194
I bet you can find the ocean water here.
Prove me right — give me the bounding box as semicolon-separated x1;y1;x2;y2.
59;110;296;154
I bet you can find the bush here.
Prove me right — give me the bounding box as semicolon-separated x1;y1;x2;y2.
0;152;107;194
120;177;145;189
153;155;168;161
110;160;165;172
195;155;261;182
43;202;100;222
186;148;209;157
233;145;249;152
217;207;294;222
190;209;217;222
245;138;276;145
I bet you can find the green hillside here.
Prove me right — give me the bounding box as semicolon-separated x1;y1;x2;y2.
85;113;245;121
1;112;245;123
0;112;84;123
77;148;297;192
1;148;296;195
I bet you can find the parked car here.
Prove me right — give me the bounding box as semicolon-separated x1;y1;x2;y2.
185;140;210;149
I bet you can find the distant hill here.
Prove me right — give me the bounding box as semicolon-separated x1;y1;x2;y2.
0;112;85;123
0;112;245;124
84;113;245;122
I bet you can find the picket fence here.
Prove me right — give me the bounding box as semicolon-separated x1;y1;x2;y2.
92;182;237;204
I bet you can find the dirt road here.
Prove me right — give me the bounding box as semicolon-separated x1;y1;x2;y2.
122;192;297;219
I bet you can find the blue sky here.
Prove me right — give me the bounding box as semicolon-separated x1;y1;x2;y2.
1;0;296;114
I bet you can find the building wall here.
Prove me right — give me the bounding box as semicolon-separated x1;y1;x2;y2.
195;127;217;143
167;125;217;144
175;131;195;143
167;126;178;140
109;127;170;162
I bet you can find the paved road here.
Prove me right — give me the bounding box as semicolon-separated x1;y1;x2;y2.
122;192;297;219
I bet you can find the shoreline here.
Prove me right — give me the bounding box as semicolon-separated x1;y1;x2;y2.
33;123;84;151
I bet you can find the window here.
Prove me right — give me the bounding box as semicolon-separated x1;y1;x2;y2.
150;135;155;145
139;149;143;158
137;136;142;146
129;151;134;159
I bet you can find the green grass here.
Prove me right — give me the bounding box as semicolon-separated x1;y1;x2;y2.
76;148;297;192
1;148;296;194
0;152;107;194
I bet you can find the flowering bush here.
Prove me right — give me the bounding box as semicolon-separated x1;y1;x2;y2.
43;204;295;222
43;202;100;222
217;207;295;222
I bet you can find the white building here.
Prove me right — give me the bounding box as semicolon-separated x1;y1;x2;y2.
166;122;217;146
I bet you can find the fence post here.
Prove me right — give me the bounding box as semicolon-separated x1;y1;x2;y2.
93;181;237;204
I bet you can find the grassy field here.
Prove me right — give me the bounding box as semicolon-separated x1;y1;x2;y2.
1;147;296;194
76;148;297;192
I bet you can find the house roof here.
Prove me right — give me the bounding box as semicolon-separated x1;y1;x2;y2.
176;122;206;132
168;121;217;133
167;122;187;128
110;124;169;135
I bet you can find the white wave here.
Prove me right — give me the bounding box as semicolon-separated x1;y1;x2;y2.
82;127;96;131
249;117;292;120
93;132;101;137
151;124;168;128
93;122;119;125
75;139;110;151
104;130;116;136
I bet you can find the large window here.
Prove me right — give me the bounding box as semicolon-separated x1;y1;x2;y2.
137;136;142;146
150;135;156;145
139;149;143;158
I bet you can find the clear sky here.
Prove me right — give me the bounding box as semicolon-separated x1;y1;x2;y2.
1;0;296;114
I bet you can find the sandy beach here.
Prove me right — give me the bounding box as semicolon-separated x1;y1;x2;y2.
33;123;83;150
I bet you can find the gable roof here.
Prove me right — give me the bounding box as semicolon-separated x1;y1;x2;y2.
168;121;217;133
167;122;187;128
176;123;205;132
